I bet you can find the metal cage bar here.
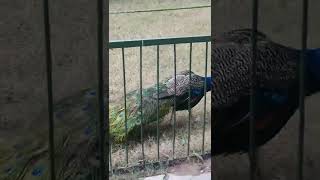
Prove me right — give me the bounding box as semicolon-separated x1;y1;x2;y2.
249;0;259;179
122;48;129;165
97;0;106;179
42;0;55;179
140;44;145;166
109;144;113;176
298;0;309;179
156;45;160;161
172;43;177;158
202;41;209;155
187;42;193;157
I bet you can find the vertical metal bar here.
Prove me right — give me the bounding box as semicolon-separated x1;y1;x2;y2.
109;144;113;176
122;48;129;165
140;43;145;166
105;0;110;176
298;0;308;179
173;43;177;158
202;42;208;155
187;43;192;157
42;0;55;179
250;0;259;179
97;0;106;178
156;45;160;161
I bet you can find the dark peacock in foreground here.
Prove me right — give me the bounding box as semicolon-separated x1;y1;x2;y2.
212;28;320;155
0;70;211;180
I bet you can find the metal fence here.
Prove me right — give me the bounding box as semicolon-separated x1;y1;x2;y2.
40;0;310;179
108;36;211;175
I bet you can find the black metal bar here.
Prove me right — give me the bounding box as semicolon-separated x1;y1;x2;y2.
109;144;113;176
187;43;192;157
140;44;145;166
250;0;259;179
97;0;106;179
298;0;309;179
173;43;177;158
42;0;55;179
122;48;129;165
156;45;160;161
202;42;208;155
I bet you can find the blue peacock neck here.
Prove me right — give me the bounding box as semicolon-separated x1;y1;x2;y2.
205;76;212;92
306;48;320;95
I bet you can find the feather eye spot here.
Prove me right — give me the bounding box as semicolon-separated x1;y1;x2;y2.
4;167;12;174
32;166;44;176
88;90;96;96
82;104;90;111
85;127;92;135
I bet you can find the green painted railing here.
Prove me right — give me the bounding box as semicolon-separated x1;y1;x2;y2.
109;35;211;49
108;35;211;176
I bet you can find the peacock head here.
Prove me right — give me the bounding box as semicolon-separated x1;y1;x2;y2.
189;73;212;97
154;70;212;100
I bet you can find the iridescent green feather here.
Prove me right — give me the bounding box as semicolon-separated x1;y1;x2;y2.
110;82;172;143
0;71;206;179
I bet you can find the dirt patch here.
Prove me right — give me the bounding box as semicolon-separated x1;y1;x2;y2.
168;158;211;176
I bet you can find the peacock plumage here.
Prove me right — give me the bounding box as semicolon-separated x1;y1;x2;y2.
0;70;211;180
0;89;103;180
111;70;212;143
212;28;320;155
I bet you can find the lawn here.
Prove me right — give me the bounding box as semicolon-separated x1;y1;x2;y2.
109;0;211;177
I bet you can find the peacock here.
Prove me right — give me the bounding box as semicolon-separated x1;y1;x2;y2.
211;28;320;155
0;70;211;180
110;70;212;143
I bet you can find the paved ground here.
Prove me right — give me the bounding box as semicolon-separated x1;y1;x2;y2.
142;173;211;180
142;158;211;180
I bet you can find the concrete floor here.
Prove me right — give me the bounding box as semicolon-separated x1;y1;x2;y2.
142;158;211;180
142;173;211;180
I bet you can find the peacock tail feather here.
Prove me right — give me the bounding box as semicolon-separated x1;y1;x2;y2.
110;82;172;143
0;89;101;180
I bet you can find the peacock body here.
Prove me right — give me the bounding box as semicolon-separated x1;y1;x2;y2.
212;28;320;155
0;70;211;179
111;70;212;143
212;29;299;109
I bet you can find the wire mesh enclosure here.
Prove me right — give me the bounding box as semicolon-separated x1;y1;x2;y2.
108;36;211;176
